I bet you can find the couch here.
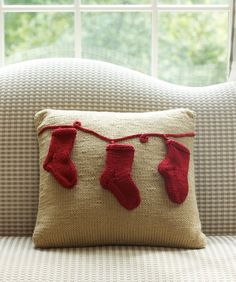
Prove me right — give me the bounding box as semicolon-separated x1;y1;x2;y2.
0;58;235;281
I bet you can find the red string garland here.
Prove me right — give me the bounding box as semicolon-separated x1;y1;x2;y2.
38;120;195;143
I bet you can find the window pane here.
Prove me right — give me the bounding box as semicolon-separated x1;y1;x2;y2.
5;12;74;64
157;12;228;86
82;0;150;4
82;13;151;74
159;0;229;4
4;0;73;4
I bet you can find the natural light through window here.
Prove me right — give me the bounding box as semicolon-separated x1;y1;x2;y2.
0;0;232;86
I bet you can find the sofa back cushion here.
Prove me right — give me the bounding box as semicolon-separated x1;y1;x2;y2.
0;58;235;235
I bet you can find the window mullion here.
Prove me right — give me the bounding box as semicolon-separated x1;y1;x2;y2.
74;0;81;58
151;0;158;77
227;0;234;79
0;0;4;67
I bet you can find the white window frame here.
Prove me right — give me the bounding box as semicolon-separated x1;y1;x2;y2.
0;0;233;79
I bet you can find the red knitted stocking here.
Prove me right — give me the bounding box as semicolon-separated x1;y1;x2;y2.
158;139;190;204
43;128;77;189
100;144;141;210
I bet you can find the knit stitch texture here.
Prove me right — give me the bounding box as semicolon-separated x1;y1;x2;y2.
33;108;206;249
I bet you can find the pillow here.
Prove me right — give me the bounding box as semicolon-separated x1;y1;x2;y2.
33;108;206;249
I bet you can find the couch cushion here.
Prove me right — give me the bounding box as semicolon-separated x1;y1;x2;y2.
0;59;236;236
0;236;235;281
33;108;205;249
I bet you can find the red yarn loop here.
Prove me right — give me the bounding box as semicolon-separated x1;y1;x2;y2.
139;134;149;143
73;121;82;129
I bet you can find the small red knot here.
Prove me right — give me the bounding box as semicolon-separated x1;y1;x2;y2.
163;134;169;141
140;134;149;143
73;121;81;129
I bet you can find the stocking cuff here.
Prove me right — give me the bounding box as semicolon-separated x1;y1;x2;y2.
52;127;77;137
165;139;190;153
106;144;134;152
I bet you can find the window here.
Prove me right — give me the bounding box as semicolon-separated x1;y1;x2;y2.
0;0;232;86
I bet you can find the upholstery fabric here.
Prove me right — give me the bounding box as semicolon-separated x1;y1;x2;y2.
33;109;205;248
0;236;235;281
0;58;236;235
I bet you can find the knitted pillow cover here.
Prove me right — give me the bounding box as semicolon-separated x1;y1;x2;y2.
33;108;206;249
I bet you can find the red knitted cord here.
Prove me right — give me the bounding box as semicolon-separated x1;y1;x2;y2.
43;128;78;189
38;120;195;143
100;144;141;210
158;138;190;204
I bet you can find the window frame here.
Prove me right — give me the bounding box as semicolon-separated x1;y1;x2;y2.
0;0;233;80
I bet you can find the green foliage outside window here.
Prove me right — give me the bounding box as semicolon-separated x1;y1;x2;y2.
4;0;229;86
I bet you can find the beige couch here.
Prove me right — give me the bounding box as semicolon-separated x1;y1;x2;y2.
0;58;235;281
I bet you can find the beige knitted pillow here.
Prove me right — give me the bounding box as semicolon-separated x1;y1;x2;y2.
33;108;206;248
